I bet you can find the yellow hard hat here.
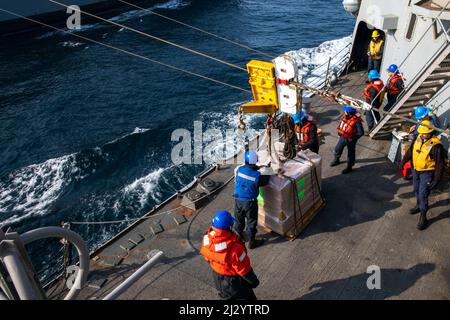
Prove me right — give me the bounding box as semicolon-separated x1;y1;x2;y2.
372;30;380;38
417;120;434;134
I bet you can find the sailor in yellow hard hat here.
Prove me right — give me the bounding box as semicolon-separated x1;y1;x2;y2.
402;120;446;230
367;30;384;73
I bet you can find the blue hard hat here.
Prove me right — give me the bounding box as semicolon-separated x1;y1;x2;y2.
292;111;306;124
414;106;430;120
343;105;356;113
300;111;306;121
387;64;399;73
368;70;381;79
212;210;235;230
244;149;258;164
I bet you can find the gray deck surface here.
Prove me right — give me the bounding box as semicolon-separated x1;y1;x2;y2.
52;71;449;300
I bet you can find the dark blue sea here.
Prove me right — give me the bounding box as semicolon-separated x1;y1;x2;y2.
0;0;354;278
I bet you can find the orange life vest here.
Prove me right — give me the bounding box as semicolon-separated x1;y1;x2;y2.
338;113;362;139
304;114;317;125
387;74;404;95
363;79;384;104
200;227;251;277
295;121;313;144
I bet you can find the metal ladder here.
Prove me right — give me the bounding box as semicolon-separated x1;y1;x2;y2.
369;43;450;139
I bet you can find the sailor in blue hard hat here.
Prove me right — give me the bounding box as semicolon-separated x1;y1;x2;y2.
212;210;236;230
363;70;384;131
331;105;364;174
384;64;405;112
201;210;260;299
292;111;320;153
410;105;440;138
233;149;269;249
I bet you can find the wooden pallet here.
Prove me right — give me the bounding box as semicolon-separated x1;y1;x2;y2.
285;198;326;241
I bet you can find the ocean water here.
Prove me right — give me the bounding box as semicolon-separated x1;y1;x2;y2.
0;0;354;274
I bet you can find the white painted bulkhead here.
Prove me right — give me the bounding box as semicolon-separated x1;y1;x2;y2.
349;0;449;145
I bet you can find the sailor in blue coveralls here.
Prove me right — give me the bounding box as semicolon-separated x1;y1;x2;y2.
233;150;269;249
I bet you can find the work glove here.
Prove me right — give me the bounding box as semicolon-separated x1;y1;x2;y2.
427;181;439;190
241;268;260;288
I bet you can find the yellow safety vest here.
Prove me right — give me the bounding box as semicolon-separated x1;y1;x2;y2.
412;136;441;171
370;40;384;60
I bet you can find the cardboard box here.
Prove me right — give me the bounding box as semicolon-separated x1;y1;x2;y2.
256;149;323;236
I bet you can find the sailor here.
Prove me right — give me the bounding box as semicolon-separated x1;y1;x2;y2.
330;106;364;174
292;111;320;154
401;121;446;230
409;106;440;138
234;150;269;249
384;64;405;112
363;70;384;131
367;30;384;73
200;210;260;300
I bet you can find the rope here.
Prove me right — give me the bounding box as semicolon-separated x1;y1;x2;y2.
292;81;449;136
117;0;276;59
47;0;247;72
0;8;251;93
69;172;236;225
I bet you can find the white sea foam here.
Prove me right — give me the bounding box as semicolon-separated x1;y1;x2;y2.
131;127;151;134
0;127;146;227
0;154;77;226
199;104;264;163
61;41;84;47
285;35;352;89
155;0;191;10
121;167;165;208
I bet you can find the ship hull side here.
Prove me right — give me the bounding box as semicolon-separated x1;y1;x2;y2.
0;0;161;36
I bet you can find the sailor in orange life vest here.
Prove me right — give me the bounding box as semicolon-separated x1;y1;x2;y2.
330;106;364;174
367;30;384;73
363;70;384;131
384;64;405;112
401;121;446;230
200;210;260;300
292;111;319;154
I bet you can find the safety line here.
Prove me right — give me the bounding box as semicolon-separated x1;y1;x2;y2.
47;0;247;72
117;0;276;59
0;8;251;93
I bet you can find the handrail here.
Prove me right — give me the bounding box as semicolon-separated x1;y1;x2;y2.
304;43;351;91
373;37;449;115
398;0;450;71
102;250;164;300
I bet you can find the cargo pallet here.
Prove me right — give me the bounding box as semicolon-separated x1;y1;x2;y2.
261;197;326;241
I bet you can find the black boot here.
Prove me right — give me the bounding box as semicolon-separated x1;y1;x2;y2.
330;157;340;167
342;165;353;174
235;230;247;242
248;237;265;249
409;205;420;215
417;211;428;230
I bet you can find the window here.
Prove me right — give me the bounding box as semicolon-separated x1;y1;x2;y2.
406;14;417;40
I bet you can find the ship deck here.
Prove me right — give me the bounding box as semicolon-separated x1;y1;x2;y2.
50;71;450;300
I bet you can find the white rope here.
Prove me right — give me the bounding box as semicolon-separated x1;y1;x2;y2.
47;0;248;72
0;8;251;93
117;0;276;59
